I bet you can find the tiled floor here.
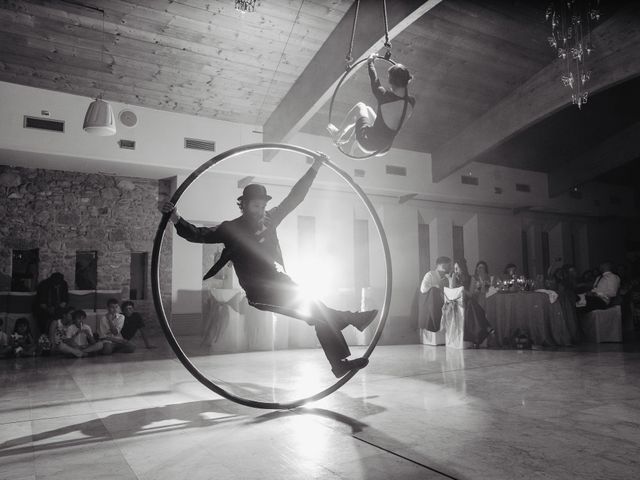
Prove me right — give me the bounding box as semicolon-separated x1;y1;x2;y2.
1;341;639;480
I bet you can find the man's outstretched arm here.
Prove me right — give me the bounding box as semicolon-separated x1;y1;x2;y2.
159;201;223;244
269;154;326;225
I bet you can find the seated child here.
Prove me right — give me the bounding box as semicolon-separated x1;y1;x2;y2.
64;310;104;356
11;317;37;357
121;301;156;349
97;298;136;354
49;307;88;358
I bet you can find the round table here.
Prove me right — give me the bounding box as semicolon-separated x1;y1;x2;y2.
484;291;573;347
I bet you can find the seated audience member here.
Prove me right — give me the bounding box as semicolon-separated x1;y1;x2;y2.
49;308;78;357
577;261;620;312
551;265;580;343
97;298;136;354
450;258;472;291
450;258;494;346
576;268;596;293
420;256;451;293
502;263;517;280
11;317;36;357
34;272;69;336
615;263;628;291
558;265;579;298
65;310;104;356
471;261;492;296
0;318;11;357
120;301;156;349
48;308;100;358
418;256;451;334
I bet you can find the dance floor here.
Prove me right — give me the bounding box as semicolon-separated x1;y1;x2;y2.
1;341;639;480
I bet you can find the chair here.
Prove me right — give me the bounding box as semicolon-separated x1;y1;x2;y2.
442;287;472;349
418;287;445;346
421;327;446;346
581;305;622;343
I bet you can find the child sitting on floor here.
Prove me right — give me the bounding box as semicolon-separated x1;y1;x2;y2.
11;317;36;357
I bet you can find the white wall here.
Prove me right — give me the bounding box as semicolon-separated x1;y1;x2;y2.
1;81;635;345
0;81;260;178
1;81;635;218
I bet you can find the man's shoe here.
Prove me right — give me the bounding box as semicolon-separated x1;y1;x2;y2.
331;357;369;378
349;309;378;332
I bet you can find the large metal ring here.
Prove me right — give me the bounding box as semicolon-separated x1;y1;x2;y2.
151;143;392;409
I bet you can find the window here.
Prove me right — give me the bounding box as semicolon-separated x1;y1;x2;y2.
130;252;148;300
11;248;39;291
418;223;430;280
542;231;550;276
354;219;370;291
75;251;98;290
453;225;464;262
521;231;529;277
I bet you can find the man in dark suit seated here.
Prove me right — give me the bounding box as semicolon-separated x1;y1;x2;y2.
577;262;620;312
160;154;377;378
418;256;451;333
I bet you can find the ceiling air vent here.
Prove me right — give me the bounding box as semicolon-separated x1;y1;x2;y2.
354;169;365;178
494;187;503;195
515;183;531;193
461;175;479;186
23;116;64;133
118;139;136;150
184;137;216;152
385;165;406;176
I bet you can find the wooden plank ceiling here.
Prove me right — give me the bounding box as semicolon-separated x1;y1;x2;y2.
0;0;638;185
0;0;353;125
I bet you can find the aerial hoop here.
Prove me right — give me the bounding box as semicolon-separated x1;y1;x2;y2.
328;56;408;160
151;143;392;410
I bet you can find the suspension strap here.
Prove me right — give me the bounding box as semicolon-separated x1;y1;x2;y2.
382;0;391;51
346;0;360;66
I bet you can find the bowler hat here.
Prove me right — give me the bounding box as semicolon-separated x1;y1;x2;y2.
237;183;272;202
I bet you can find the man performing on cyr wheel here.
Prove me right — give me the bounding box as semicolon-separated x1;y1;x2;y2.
160;153;377;378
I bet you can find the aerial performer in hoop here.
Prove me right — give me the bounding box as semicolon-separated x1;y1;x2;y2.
327;53;415;157
160;154;378;378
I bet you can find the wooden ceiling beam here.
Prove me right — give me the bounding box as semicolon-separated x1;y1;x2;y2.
431;4;640;183
262;0;442;151
433;0;548;56
548;122;640;197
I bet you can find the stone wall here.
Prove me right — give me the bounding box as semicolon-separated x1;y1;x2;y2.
0;165;172;335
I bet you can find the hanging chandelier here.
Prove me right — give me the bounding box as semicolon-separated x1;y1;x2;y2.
235;0;256;13
545;0;601;109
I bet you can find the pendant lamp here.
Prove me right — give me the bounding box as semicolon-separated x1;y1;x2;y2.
83;97;116;136
83;8;116;136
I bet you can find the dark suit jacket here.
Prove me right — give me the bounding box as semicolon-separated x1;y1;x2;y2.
175;166;319;292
